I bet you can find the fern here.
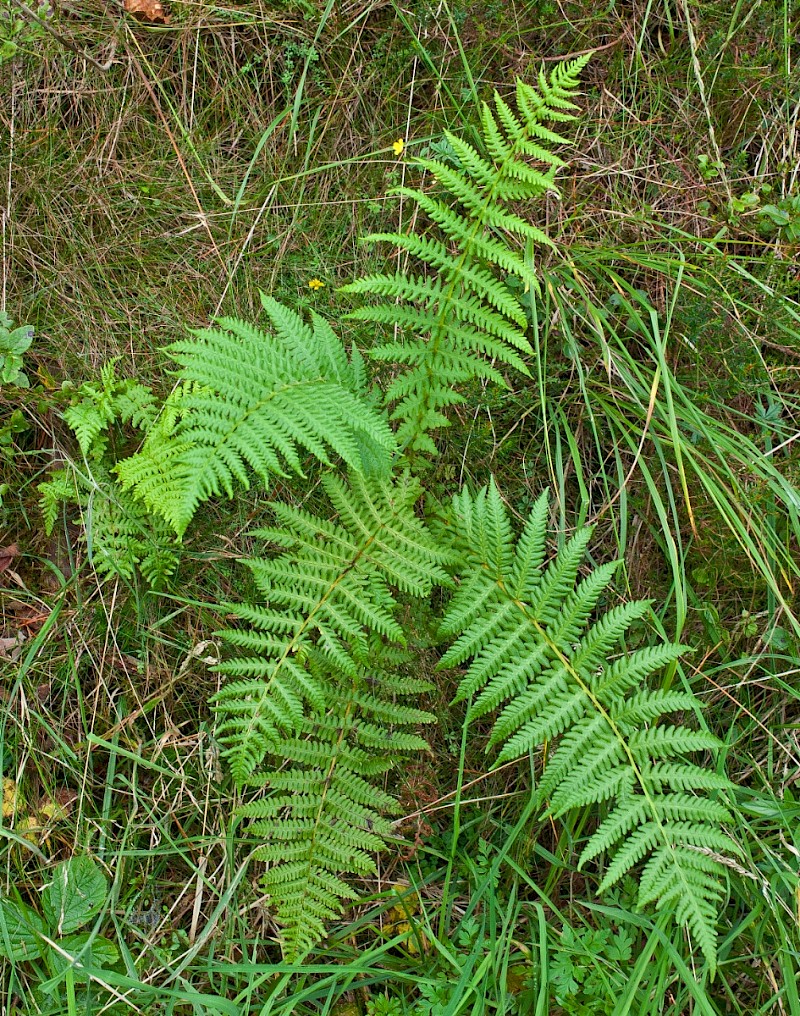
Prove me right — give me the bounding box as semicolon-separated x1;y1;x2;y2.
63;359;157;459
39;462;179;587
239;643;435;960
340;56;590;455
439;480;738;973
116;294;396;537
40;365;178;587
211;470;452;785
213;472;449;957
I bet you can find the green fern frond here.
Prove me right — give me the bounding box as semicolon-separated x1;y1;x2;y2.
236;647;435;960
211;471;450;785
340;58;589;455
39;463;179;587
439;478;736;973
63;360;157;458
116;295;396;537
39;469;75;535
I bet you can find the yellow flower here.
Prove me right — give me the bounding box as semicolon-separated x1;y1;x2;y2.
308;278;325;290
392;138;405;156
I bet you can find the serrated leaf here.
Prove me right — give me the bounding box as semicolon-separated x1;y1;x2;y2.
42;856;107;935
0;897;46;961
46;932;119;982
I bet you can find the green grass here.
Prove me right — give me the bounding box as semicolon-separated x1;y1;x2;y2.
2;0;800;1012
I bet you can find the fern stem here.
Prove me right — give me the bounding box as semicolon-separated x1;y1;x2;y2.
438;694;471;940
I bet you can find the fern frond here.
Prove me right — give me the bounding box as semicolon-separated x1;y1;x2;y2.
439;479;735;973
116;296;395;537
39;463;179;587
212;471;450;784
237;646;435;960
63;361;157;458
341;59;588;455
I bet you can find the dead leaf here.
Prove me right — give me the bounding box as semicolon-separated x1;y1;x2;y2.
124;0;170;23
0;632;25;661
0;544;18;573
37;788;77;823
2;778;19;819
17;815;41;845
2;599;48;637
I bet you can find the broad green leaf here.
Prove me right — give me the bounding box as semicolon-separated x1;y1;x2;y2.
46;932;120;982
42;856;107;935
761;204;791;227
0;897;46;961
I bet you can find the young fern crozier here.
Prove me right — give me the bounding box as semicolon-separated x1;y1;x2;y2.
439;481;738;973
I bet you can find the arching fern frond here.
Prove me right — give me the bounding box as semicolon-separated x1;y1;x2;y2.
340;55;590;455
239;644;435;960
439;479;738;974
211;470;451;785
116;294;396;537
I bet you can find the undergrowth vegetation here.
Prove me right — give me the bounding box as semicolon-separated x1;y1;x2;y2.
2;1;800;1013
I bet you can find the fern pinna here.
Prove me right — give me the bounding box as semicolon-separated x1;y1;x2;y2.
438;481;738;973
116;295;395;537
340;56;590;455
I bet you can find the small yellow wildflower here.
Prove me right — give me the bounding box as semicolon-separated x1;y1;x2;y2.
392;138;405;156
308;278;325;291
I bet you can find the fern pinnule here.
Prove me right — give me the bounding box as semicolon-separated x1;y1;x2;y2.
439;478;735;973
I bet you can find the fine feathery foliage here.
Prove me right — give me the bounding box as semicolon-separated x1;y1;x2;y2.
116;294;397;537
340;55;591;455
40;461;180;588
39;362;180;586
211;469;452;786
35;55;755;980
238;643;435;960
212;472;449;957
438;480;738;974
60;359;158;459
